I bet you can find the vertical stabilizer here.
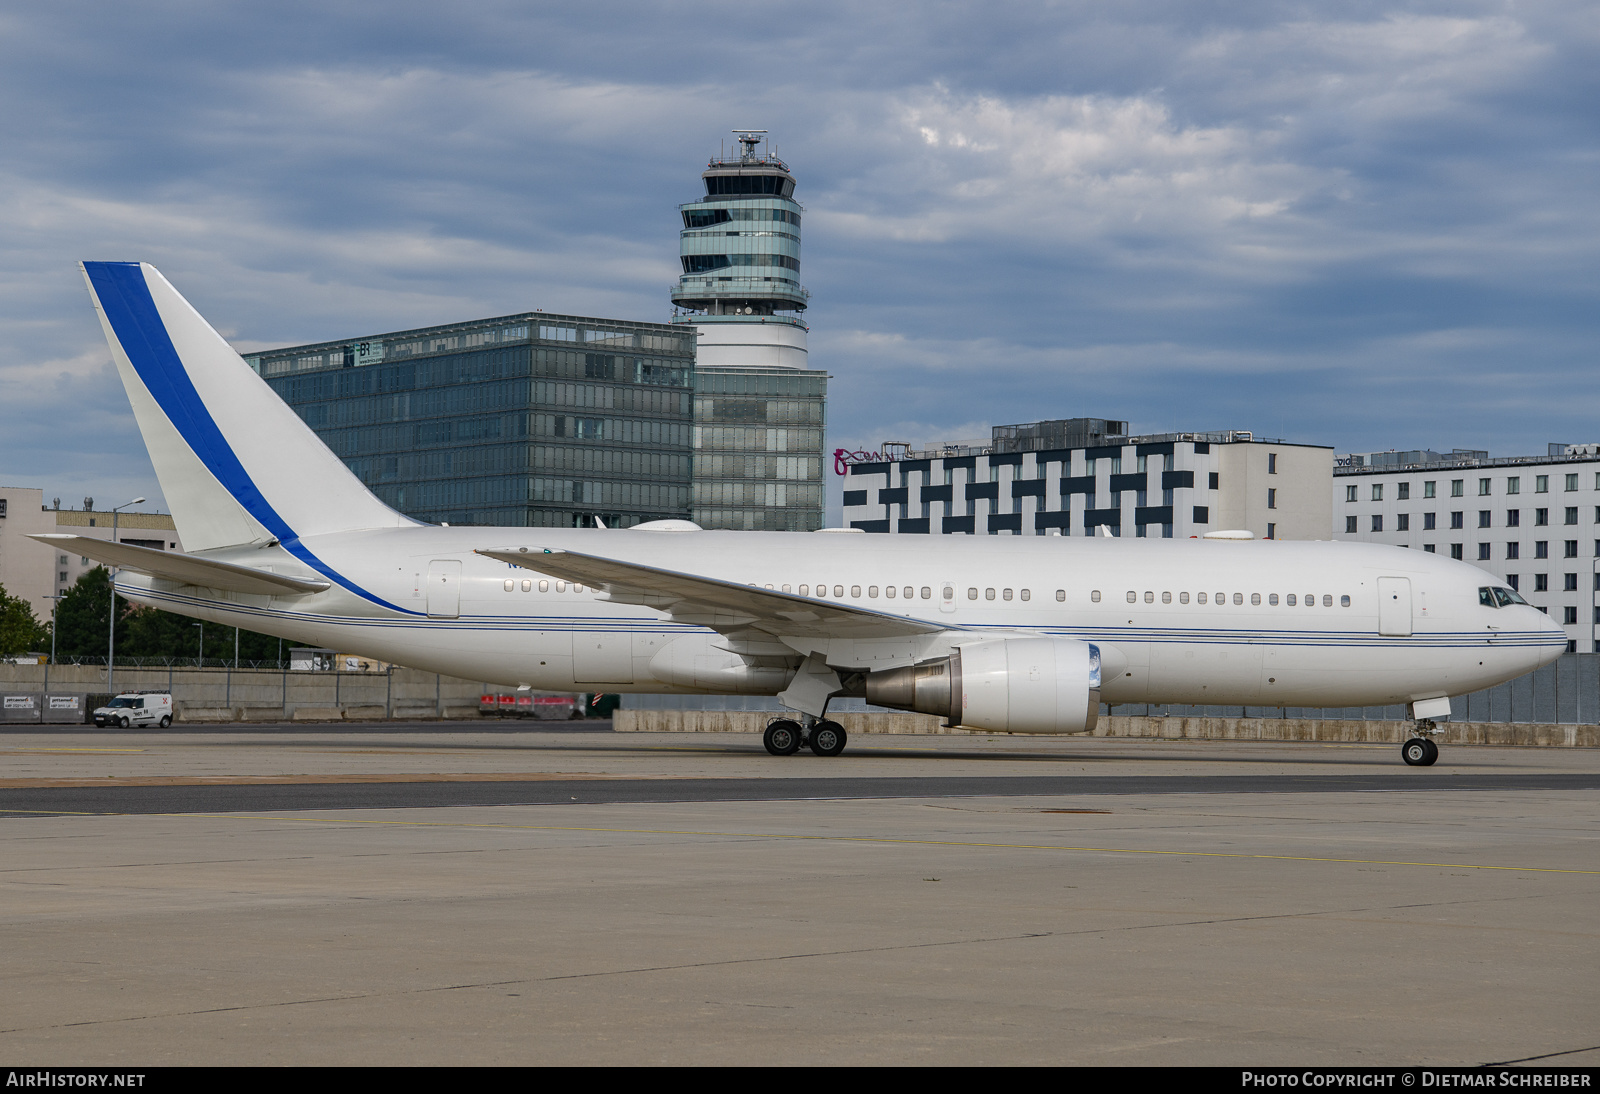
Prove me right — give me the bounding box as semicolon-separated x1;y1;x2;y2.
81;262;418;552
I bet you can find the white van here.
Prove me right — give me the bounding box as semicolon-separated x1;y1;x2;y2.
93;692;173;728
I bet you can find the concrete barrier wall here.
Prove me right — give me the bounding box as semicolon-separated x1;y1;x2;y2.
613;709;1600;747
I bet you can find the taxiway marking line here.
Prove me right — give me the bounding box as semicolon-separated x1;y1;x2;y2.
7;809;1596;875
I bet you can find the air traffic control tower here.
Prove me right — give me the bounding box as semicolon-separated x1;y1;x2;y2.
673;131;826;531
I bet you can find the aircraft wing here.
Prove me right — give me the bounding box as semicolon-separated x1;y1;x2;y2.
477;546;949;640
31;534;331;596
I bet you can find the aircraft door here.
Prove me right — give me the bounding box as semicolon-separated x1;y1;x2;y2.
940;581;957;614
427;560;462;619
1377;577;1412;636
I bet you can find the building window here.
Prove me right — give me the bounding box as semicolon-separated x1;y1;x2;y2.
1194;506;1210;524
1507;542;1520;559
1268;453;1277;474
1345;516;1357;534
1346;485;1358;502
1424;544;1435;553
1424;481;1436;498
1478;510;1491;528
1397;514;1410;531
1372;484;1383;501
1507;574;1519;590
1536;475;1548;493
1398;482;1410;500
1266;523;1276;540
1506;477;1520;494
1567;474;1579;492
1504;509;1519;527
1478;543;1491;560
1451;480;1464;497
1267;488;1276;509
1536;508;1549;526
1565;573;1578;591
1479;478;1491;495
1566;540;1579;558
1536;541;1549;559
1535;573;1548;592
1451;544;1464;560
1371;515;1383;532
1450;512;1464;529
1566;507;1578;525
1424;513;1436;530
1209;472;1219;490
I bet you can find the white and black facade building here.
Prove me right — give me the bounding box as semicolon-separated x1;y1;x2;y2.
843;427;1332;542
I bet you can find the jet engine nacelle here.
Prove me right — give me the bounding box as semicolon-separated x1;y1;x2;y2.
863;637;1101;735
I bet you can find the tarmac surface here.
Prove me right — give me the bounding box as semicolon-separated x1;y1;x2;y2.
1;724;1597;1066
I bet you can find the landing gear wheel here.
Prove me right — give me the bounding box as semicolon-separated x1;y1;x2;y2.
1422;738;1439;765
808;720;848;757
1402;738;1431;766
763;720;803;756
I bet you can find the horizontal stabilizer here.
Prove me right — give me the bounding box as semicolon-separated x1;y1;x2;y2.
476;546;948;640
32;534;330;596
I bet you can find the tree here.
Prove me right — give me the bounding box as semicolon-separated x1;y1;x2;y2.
51;566;123;660
0;584;49;657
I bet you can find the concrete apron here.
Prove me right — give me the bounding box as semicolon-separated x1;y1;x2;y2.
612;709;1600;747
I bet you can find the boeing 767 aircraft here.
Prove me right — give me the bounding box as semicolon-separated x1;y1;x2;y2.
34;262;1566;763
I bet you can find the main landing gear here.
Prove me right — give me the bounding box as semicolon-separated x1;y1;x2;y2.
1402;720;1441;767
763;717;848;757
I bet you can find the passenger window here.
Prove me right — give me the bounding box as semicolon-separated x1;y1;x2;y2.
851;586;861;598
1250;593;1261;606
521;580;532;592
1057;589;1067;602
539;580;549;592
1233;593;1243;605
781;584;791;593
1179;592;1189;604
1340;595;1350;607
1268;593;1278;605
921;587;931;599
986;588;996;600
798;584;808;596
1161;592;1171;604
1322;594;1332;607
868;586;878;598
1143;591;1153;603
1216;592;1226;605
834;585;844;597
885;586;896;598
1286;594;1295;606
968;587;978;600
503;579;514;592
555;581;567;593
1020;589;1030;601
1197;592;1207;604
574;584;585;593
1126;591;1137;603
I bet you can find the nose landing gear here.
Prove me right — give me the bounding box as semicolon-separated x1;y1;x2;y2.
1402;720;1441;766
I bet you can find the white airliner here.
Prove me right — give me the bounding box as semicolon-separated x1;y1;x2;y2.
36;262;1565;764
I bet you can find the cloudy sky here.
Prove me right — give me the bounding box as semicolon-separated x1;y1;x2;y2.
1;1;1595;519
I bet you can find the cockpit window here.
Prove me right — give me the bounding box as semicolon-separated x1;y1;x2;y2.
1480;586;1530;608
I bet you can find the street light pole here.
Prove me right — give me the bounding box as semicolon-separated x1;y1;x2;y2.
44;594;64;694
106;496;145;695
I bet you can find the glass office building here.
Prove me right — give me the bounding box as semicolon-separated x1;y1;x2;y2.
249;312;695;528
672;131;826;531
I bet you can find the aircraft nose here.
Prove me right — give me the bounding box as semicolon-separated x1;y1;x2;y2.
1532;605;1568;665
